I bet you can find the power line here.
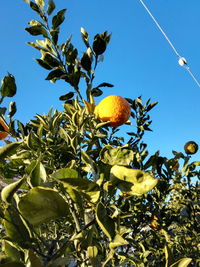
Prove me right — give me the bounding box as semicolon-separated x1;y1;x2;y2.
138;0;200;87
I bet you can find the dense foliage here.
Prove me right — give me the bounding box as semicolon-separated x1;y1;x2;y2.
0;0;199;266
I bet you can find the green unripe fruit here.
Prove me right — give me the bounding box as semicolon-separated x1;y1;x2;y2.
184;141;198;155
93;36;106;55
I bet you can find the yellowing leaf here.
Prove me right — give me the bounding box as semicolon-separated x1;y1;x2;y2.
110;165;158;196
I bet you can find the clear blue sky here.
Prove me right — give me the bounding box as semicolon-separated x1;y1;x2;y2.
1;0;200;159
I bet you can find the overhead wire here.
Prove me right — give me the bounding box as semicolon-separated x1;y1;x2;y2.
138;0;200;87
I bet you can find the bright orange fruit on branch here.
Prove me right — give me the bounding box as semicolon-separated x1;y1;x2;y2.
94;95;131;127
0;119;9;140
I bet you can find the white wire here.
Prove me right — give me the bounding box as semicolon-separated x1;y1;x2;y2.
138;0;200;87
138;0;180;57
186;66;200;87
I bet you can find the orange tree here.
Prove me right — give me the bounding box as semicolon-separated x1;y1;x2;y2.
0;1;199;266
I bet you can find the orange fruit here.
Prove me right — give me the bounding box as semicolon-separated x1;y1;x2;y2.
184;141;198;155
0;119;9;140
94;95;131;127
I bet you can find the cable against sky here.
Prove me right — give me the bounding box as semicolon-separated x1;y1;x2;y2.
138;0;200;87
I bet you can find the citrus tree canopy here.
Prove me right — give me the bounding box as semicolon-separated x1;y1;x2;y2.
0;1;199;266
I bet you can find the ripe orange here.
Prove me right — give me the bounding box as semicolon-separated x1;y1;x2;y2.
94;95;131;127
0;119;9;140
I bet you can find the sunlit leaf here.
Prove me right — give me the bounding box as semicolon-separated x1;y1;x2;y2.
146;101;158;112
8;101;17;118
35;0;44;9
26;131;41;150
25;26;48;38
41;51;60;68
110;165;158;196
109;234;128;249
0;142;22;161
2;240;21;262
81;27;90;48
170;258;192;267
100;145;134;166
1;177;24;204
18;187;69;225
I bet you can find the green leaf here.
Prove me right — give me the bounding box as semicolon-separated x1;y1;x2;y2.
8;101;17;118
1;73;17;97
50;29;59;45
81;27;90;48
25;26;48;38
18;187;69;226
52;168;79;179
58;178;100;202
91;88;103;97
95;121;110;129
170;258;192;267
26;160;46;187
2;240;21;262
52;9;67;29
97;82;114;88
0;142;22;161
146;101;158;112
26;131;41;150
95;202;116;241
45;69;65;81
28;19;43;26
81;150;98;176
41;51;60;68
93;35;106;55
100;145;134;166
110;165;158;196
26;250;43;267
58;126;70;143
0;262;25;267
35;59;53;70
81;52;92;72
47;0;56;15
52;168;100;202
59;92;74;101
109;234;128;249
52;168;81;203
1;177;24;204
4;204;31;247
164;244;174;267
30;1;40;14
87;246;98;259
35;0;45;9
